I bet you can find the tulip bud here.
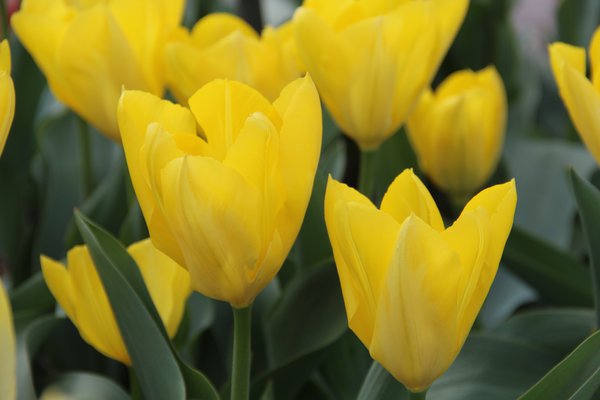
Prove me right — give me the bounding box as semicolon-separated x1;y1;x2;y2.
0;40;14;157
293;0;469;150
166;13;303;105
549;27;600;165
40;239;190;365
407;67;507;203
117;75;322;308
0;282;15;400
12;0;184;141
324;169;516;392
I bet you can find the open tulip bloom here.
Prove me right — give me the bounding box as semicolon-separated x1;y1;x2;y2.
325;169;516;393
294;0;469;151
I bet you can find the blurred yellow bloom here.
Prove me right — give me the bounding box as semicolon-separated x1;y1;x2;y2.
294;0;469;150
549;28;600;164
0;283;15;400
0;40;15;157
166;13;303;104
324;169;516;392
407;66;507;203
40;239;190;365
118;75;322;308
12;0;184;141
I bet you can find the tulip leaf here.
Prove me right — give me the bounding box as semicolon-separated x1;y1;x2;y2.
569;169;600;326
519;330;600;400
357;362;407;400
502;226;593;307
74;211;219;400
9;273;54;320
40;372;129;400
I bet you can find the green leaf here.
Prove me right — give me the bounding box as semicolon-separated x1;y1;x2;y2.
570;169;600;326
74;211;186;400
357;362;407;400
502;227;593;307
519;330;600;400
9;273;54;320
40;372;129;400
74;211;219;400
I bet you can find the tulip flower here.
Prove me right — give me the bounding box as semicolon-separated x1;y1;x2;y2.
166;13;303;104
40;239;190;364
294;0;469;151
549;28;600;164
0;283;15;400
117;75;321;308
407;66;507;203
12;0;184;141
324;169;516;393
0;40;14;157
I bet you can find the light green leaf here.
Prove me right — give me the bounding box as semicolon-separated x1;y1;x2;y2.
39;372;129;400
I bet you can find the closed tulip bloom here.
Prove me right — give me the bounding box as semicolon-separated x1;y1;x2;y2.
12;0;184;141
0;283;15;400
407;67;507;202
40;239;190;364
0;40;15;157
324;169;516;392
166;13;303;105
294;0;469;150
117;75;322;308
549;28;600;164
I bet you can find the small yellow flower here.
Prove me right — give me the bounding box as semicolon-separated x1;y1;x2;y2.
117;75;322;308
294;0;469;150
407;66;507;202
166;13;303;104
12;0;184;141
0;40;15;157
324;169;516;392
0;282;15;400
40;239;190;365
549;28;600;164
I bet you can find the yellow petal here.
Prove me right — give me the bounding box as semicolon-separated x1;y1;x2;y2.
188;79;281;160
127;239;190;338
559;63;600;164
117;89;195;235
370;215;461;392
190;13;257;48
379;169;444;230
273;75;322;250
549;42;586;98
0;283;15;400
0;40;15;157
324;177;400;347
589;26;600;92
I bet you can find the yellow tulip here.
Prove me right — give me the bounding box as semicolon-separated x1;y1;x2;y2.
0;283;15;400
324;169;516;392
549;28;600;164
12;0;184;141
40;238;190;365
117;75;322;308
165;13;303;104
0;40;15;157
294;0;469;150
407;66;507;203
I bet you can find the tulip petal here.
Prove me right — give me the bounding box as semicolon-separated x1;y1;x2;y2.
380;169;444;230
0;41;14;156
40;256;77;322
273;76;322;249
190;13;257;48
188;79;281;160
590;26;600;92
370;215;461;392
0;283;15;400
324;177;400;346
127;239;190;338
549;42;586;97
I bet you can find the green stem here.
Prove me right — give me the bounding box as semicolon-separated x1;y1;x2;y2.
231;305;252;400
0;0;8;40
358;150;376;198
408;389;428;400
129;368;142;400
78;117;93;197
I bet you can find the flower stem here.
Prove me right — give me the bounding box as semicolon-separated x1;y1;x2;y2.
358;149;376;198
408;389;428;400
231;305;252;400
78;117;93;197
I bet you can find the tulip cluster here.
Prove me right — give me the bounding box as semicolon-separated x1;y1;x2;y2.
0;0;527;398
